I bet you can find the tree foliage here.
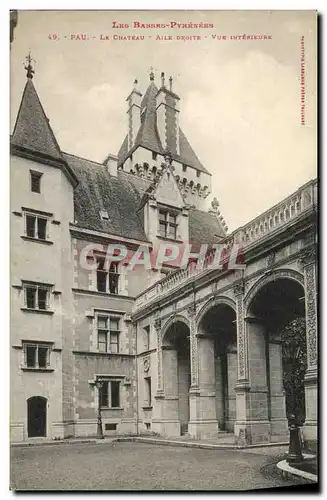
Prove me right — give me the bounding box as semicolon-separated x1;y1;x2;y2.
281;316;307;424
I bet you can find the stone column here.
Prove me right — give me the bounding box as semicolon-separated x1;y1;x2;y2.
226;346;237;432
300;246;318;449
188;307;219;439
152;318;180;437
234;283;271;446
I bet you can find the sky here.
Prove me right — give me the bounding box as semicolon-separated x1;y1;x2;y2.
10;10;317;231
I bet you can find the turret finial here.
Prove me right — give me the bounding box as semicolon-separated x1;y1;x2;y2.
161;72;165;87
149;66;155;81
24;52;35;79
133;78;138;90
169;76;173;91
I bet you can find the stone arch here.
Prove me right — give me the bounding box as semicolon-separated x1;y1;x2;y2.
244;268;304;316
161;313;190;345
196;295;236;329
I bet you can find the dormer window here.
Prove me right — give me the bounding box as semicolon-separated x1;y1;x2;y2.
100;210;109;221
158;209;178;240
30;171;42;193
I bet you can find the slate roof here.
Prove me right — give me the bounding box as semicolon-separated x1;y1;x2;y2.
11;75;222;244
64;153;148;242
116;82;210;175
11;79;64;162
188;208;226;244
66;152;224;243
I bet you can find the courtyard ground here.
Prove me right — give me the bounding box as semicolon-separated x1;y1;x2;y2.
10;441;305;491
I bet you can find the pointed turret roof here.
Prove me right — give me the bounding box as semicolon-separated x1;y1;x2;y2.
11;78;64;162
116;79;210;175
11;63;78;188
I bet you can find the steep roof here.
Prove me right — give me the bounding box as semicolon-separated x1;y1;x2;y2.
116;82;210;175
119;169;226;244
64;153;148;242
11;78;64;162
135;82;163;153
189;208;226;244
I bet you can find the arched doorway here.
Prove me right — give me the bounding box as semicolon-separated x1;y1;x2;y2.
247;277;306;435
27;396;47;437
162;320;190;435
198;302;237;432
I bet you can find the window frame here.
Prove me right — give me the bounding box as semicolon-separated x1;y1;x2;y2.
143;325;150;351
96;314;121;354
95;255;120;294
30;170;43;194
158;208;179;240
22;342;51;370
23;283;51;311
99;379;122;409
24;211;49;241
144;377;152;408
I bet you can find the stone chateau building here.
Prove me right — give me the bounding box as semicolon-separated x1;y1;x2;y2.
10;61;318;450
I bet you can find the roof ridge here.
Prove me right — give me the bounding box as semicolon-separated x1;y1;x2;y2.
63;151;106;167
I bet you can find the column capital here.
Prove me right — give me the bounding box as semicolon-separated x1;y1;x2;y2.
233;281;245;297
299;244;316;267
235;380;250;392
186;304;196;319
154;317;161;331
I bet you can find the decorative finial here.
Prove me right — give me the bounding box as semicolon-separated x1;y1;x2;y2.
161;72;165;87
211;197;219;212
169;76;173;91
149;66;154;81
133;78;138;90
24;52;35;79
164;152;172;166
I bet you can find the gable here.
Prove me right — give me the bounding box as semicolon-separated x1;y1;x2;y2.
154;167;185;208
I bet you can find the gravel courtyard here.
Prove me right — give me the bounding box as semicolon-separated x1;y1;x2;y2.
10;441;298;491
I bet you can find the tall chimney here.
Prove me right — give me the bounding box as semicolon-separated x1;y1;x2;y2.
104;154;118;177
126;79;142;150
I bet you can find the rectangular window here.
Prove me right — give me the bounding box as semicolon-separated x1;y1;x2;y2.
23;343;51;369
24;284;50;310
144;326;150;351
152;152;157;161
182;164;187;172
111;381;120;408
144;377;152;407
96;256;107;292
158;209;178;240
25;213;48;240
99;380;121;408
109;263;119;294
99;381;109;407
30;171;42;193
97;315;120;353
96;257;120;294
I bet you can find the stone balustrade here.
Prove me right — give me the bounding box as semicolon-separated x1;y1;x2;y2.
133;179;317;312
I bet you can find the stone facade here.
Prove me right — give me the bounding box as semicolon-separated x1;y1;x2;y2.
10;67;318;448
